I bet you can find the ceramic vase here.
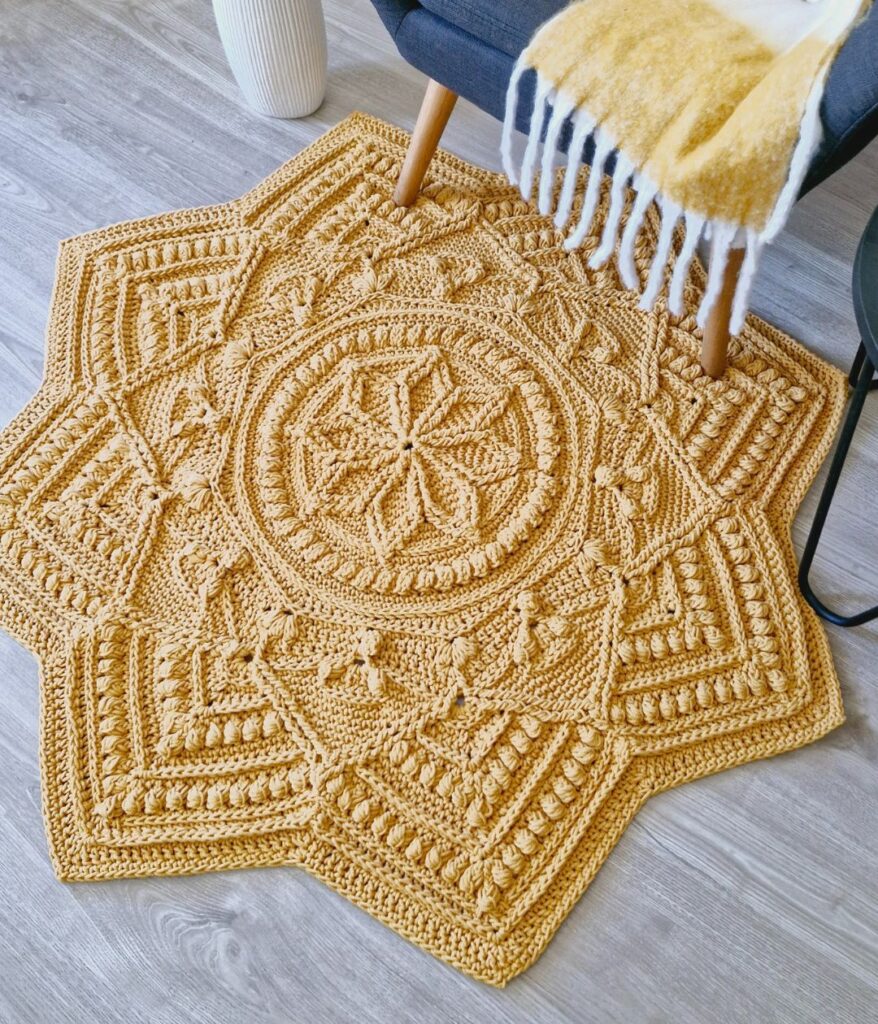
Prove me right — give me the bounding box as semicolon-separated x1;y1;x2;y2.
212;0;327;118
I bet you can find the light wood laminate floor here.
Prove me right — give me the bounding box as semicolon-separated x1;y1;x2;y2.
0;2;876;1021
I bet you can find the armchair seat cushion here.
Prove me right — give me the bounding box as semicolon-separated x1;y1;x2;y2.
380;0;878;193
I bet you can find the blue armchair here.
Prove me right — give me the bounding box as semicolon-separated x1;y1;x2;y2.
369;0;878;374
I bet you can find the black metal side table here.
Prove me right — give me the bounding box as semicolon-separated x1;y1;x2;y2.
799;206;878;627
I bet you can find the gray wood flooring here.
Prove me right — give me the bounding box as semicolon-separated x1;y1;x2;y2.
0;2;876;1021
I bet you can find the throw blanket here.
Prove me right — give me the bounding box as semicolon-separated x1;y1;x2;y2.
502;0;871;333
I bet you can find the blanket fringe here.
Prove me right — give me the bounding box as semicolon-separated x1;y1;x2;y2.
555;109;596;228
668;212;705;317
618;174;657;291
502;62;777;335
730;231;763;335
697;223;737;328
518;76;553;203
564;125;614;250
539;92;575;215
500;58;527;186
591;152;633;268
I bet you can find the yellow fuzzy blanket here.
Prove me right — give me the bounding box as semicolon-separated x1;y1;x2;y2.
503;0;871;333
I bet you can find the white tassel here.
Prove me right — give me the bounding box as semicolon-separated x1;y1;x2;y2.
589;153;633;269
639;198;681;310
729;230;763;334
762;72;826;242
696;222;737;328
668;212;705;316
554;109;595;229
519;77;553;203
501;57;528;184
564;127;614;251
617;176;657;290
538;92;575;216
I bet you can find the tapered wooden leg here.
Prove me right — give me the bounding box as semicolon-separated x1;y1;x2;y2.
701;247;746;378
393;79;458;207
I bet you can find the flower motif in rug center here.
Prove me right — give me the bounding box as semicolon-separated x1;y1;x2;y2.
299;346;522;559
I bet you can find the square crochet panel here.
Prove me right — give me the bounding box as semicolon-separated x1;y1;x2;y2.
0;114;847;985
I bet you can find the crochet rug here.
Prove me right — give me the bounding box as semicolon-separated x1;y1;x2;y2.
0;114;847;986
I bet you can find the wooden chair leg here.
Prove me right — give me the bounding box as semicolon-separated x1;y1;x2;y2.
701;247;746;378
393;79;458;207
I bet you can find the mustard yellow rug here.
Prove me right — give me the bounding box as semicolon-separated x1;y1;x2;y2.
0;114;846;986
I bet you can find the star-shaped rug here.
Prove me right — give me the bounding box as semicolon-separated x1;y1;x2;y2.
0;114;846;985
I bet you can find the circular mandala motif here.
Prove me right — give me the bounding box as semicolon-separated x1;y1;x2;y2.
240;319;570;598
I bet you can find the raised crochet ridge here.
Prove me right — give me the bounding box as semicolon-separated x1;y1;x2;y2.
0;114;846;985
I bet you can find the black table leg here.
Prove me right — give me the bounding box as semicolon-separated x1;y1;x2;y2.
848;340;878;390
798;341;878;626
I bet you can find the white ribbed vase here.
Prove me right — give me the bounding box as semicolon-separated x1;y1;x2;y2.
212;0;327;118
